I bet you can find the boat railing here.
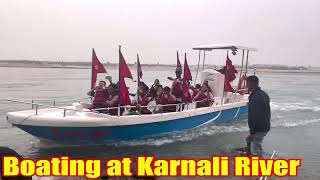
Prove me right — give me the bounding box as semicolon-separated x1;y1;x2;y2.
5;95;246;118
5;98;87;117
91;98;223;117
5;97;92;108
91;102;188;115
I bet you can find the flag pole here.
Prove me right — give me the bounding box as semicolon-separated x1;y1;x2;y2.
137;54;140;104
182;53;186;106
221;50;228;105
90;48;94;103
118;45;121;117
91;48;94;90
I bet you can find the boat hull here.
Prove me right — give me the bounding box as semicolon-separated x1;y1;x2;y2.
13;106;248;143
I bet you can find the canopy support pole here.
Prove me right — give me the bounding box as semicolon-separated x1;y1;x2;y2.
194;50;201;85
221;50;228;105
244;50;250;87
202;50;206;70
236;49;245;93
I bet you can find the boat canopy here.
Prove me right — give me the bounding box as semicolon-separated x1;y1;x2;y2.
193;44;258;52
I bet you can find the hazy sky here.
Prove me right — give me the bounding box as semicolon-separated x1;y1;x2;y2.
1;0;320;66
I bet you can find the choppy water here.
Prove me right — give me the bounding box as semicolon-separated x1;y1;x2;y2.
1;67;320;179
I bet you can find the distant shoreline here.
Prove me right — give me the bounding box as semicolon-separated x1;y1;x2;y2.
0;60;319;74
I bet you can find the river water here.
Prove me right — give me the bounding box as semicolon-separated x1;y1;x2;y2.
1;66;320;179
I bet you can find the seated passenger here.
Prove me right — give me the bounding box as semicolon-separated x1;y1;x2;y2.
192;84;202;98
132;84;149;105
126;104;142;116
151;79;163;96
87;80;109;109
189;85;195;98
105;83;119;115
161;86;177;113
193;83;214;108
155;85;164;104
138;81;148;89
203;80;213;92
140;88;160;114
188;82;194;98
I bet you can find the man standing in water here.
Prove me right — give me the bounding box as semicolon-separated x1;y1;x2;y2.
246;76;271;156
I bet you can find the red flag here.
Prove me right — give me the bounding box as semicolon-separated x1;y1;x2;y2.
224;50;237;92
91;48;107;89
119;78;132;106
176;51;182;69
183;53;192;81
119;47;133;106
137;54;143;79
119;49;133;79
182;53;192;103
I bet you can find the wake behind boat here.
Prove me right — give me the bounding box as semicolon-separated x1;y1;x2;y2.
6;44;257;143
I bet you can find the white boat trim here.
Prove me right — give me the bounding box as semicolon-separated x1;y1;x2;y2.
7;101;247;127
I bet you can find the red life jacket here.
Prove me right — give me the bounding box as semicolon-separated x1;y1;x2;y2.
194;91;211;108
93;88;107;104
192;89;199;98
171;78;182;99
161;94;177;112
224;81;234;92
223;64;237;92
193;91;207;101
140;95;150;106
226;64;237;82
106;94;119;116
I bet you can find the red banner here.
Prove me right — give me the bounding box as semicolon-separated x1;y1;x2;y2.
119;47;133;105
91;49;107;89
182;53;192;103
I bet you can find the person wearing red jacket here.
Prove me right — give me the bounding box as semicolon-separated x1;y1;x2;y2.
193;83;214;108
161;86;177;113
217;59;238;92
87;81;109;109
169;67;183;103
105;83;119;115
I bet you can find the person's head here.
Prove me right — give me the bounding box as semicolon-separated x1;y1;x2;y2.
138;81;147;88
201;83;209;92
195;84;202;89
156;86;163;96
203;80;209;86
154;79;160;86
163;86;171;95
98;81;106;88
108;83;118;94
148;88;157;98
246;76;259;92
139;85;149;95
175;67;182;78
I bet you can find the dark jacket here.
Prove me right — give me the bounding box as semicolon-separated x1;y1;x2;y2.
248;87;271;134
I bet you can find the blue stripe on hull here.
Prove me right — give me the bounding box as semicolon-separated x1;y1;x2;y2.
15;106;248;142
